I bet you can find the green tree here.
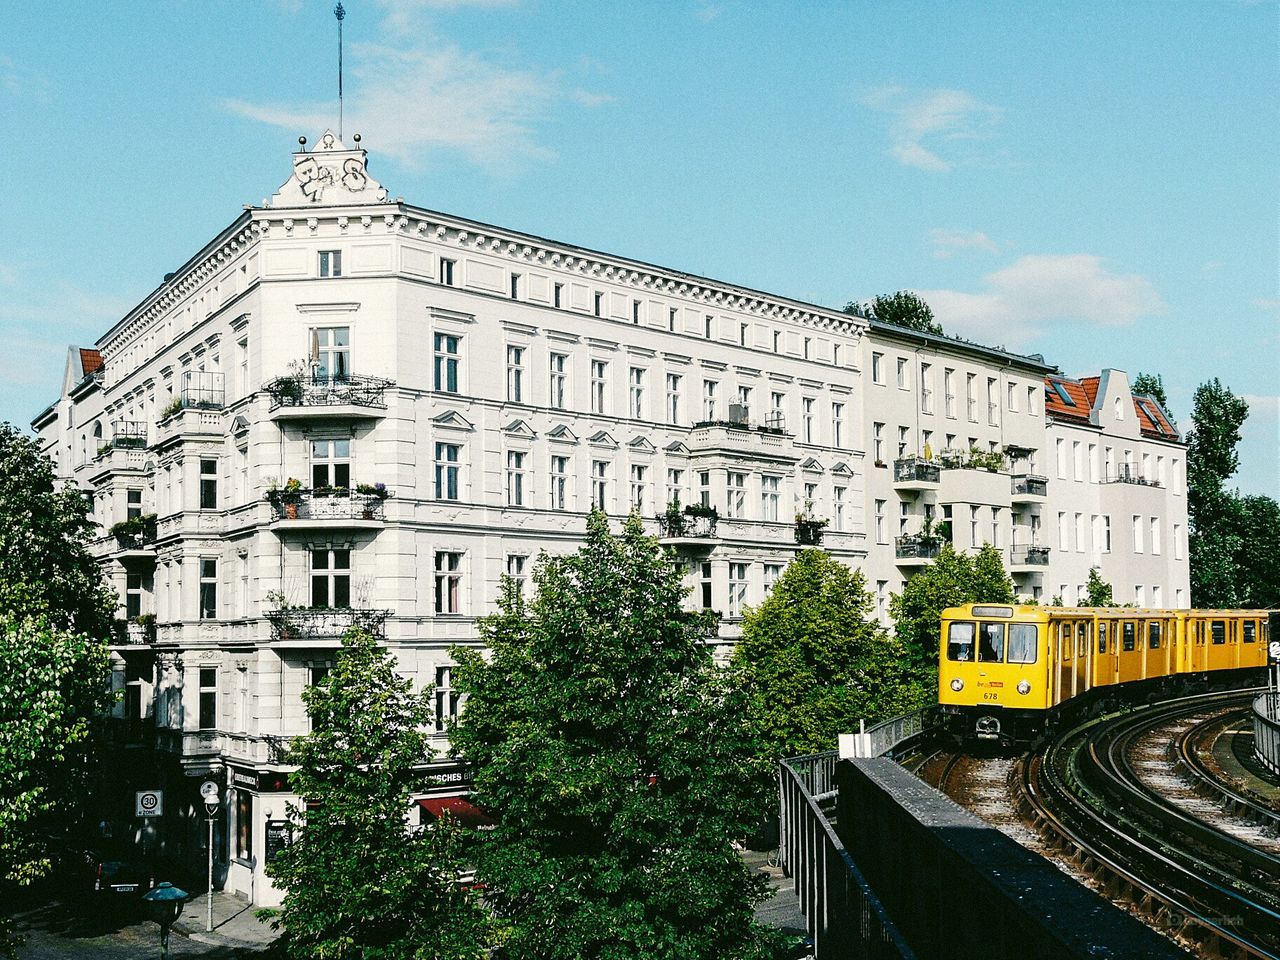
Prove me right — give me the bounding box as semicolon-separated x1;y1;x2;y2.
733;550;927;763
262;629;490;960
889;544;1016;675
1233;495;1280;609
0;425;115;636
1084;567;1116;606
450;512;776;960
1131;372;1172;420
843;290;943;335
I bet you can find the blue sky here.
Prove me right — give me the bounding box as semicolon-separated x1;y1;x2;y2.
3;0;1276;495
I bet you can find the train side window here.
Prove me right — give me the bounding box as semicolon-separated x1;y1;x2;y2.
1148;622;1161;649
1197;621;1205;645
1211;620;1226;645
1244;622;1256;643
977;623;1005;662
947;622;975;662
1122;622;1135;652
1076;622;1087;656
1008;623;1038;664
1098;622;1107;654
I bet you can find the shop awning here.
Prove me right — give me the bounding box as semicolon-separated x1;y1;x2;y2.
417;796;496;830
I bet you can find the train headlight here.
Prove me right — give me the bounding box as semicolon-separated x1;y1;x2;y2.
950;678;964;692
1017;680;1031;696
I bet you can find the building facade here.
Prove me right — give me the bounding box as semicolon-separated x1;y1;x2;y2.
31;132;1187;904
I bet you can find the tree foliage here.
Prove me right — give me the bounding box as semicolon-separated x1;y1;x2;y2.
843;290;943;335
1084;567;1116;607
450;512;776;960
733;550;927;762
1131;372;1172;421
262;629;490;960
889;544;1015;675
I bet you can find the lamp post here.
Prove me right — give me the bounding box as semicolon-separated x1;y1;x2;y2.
142;882;188;960
199;780;221;932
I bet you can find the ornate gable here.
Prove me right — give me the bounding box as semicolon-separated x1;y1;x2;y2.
270;130;389;207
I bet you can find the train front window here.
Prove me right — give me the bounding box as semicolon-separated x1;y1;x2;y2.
1007;623;1038;664
947;622;975;662
1211;620;1226;645
977;623;1004;662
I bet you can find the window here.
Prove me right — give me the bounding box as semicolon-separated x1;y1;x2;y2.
666;374;682;424
873;422;884;463
764;563;783;593
194;458;218;510
594;292;604;317
833;486;846;531
703;380;718;420
739;321;748;345
507;451;526;506
669;307;678;331
1008;624;1038;664
592;460;609;510
434;443;460;501
875;500;886;543
987;377;999;425
700;562;713;610
199;558;217;620
1173;523;1183;560
314;326;350;382
966;373;977;421
736;385;753;418
804;482;818;510
127;488;143;520
630;465;648;511
310;548;351;607
549;353;568;409
1074;513;1085;553
319;250;342;277
506;555;527;596
553;283;563;308
434;552;463;614
896;357;908;389
876;580;888;618
802;337;811;359
629;367;646;418
1114;396;1124;420
433;333;460;393
761;475;780;521
897;425;909;458
1150;517;1161;555
947;622;974;662
1211;620;1226;644
871;352;884;384
772;330;782;353
1089;443;1099;481
440;258;456;286
510;273;522;299
832;344;841;366
977;623;1005;662
506;346;525;402
704;314;714;338
125;573;143;619
234;788;253;862
1132;515;1143;553
698;471;711;507
920;363;933;413
1073;441;1083;481
1244;621;1257;644
550;455;569;510
769;391;785;428
666;468;684;506
728;562;749;618
631;300;642;325
969;506;979;545
944;369;956;418
1102;514;1112;552
311;438;351;489
725;472;746;519
198;667;217;730
900;501;910;536
1152;585;1162;607
1007;381;1018;412
831;402;844;448
1057;512;1068;551
434;666;459;733
1056;439;1067;479
802;399;814;443
991;507;1002;548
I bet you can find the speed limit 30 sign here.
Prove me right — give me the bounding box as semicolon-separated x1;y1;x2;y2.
135;790;164;818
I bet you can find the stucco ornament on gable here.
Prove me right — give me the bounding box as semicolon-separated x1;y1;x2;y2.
270;130;389;207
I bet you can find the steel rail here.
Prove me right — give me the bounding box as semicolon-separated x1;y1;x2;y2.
1176;709;1280;830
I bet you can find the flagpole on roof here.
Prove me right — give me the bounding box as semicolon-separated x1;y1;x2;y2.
335;3;346;140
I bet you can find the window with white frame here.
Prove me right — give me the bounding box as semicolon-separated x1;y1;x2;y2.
629;367;646;419
509;273;522;300
920;363;933;413
549;455;569;510
314;326;350;382
801;398;814;443
1132;515;1143;553
1173;523;1183;560
1089;443;1099;481
1150;517;1160;555
434;442;461;501
966;373;977;421
665;373;681;424
873;422;884;463
968;506;979;545
698;471;711;507
507;346;525;403
897;425;909;458
590;360;608;414
199;558;217;620
700;562;713;609
506;554;527;596
761;475;780;521
126;572;143;619
739;321;749;345
312;438;351;489
875;499;886;543
987;378;998;425
507;451;527;506
736;384;752;418
592;460;609;510
1152;585;1162;607
1058;512;1069;551
896;357;908;389
1134;584;1144;606
319;249;342;278
1056;439;1067;479
704;314;714;338
1074;513;1085;553
669;307;677;331
871;352;884;384
199;459;218;509
725;472;746;519
831;402;844;448
833;485;847;531
703;380;718;420
434;665;459;733
769;391;784;429
440;258;456;286
434;552;463;614
803;337;811;359
728;562;749;618
433;333;460;393
944;369;956;418
763;563;783;594
594;292;604;317
666;468;684;506
198;668;218;730
311;548;351;607
549;352;568;409
1101;514;1112;552
1007;381;1018;412
630;464;648;511
900;501;910;536
803;482;817;510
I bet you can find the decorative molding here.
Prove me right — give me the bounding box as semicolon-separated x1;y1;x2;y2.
295;302;360;314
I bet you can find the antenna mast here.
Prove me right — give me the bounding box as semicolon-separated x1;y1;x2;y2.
335;3;346;140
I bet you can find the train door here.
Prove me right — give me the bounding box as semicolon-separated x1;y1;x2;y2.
1055;621;1073;706
1095;619;1114;689
1075;621;1090;696
1118;619;1139;682
1242;617;1262;668
1145;619;1166;680
1208;618;1228;671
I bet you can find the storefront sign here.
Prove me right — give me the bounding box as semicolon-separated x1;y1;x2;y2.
229;766;258;790
265;820;293;863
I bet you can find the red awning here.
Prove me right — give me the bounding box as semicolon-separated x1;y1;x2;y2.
417;796;496;830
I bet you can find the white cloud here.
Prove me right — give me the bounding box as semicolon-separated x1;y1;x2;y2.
862;86;1003;172
920;254;1164;347
928;228;999;260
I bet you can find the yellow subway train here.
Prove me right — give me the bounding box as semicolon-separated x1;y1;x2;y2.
937;603;1273;743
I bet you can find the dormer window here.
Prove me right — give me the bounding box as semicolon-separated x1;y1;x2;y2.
319;250;342;278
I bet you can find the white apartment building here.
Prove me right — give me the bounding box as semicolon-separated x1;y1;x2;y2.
31;131;1188;904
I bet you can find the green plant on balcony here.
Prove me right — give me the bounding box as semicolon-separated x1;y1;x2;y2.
683;502;719;520
159;395;184;419
355;482;390;499
109;513;158;546
311;485;349;499
96;443;113;458
966;447;1006;472
794;509;828;546
657;499;688;537
266;478;305;518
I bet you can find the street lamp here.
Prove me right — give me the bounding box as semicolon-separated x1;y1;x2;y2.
142;882;188;960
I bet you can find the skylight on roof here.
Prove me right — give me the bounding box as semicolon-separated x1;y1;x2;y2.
1051;381;1075;406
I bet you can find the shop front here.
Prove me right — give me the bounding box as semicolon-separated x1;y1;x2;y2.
225;764;295;907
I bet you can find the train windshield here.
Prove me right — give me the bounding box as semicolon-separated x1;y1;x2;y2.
1007;623;1038;664
977;623;1004;662
947;622;975;662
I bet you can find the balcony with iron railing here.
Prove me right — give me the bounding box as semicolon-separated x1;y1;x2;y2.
266;606;391;643
1009;545;1051;571
96;420;147;459
1101;464;1162;487
155;372;225;446
110;513;158;555
655;504;720;543
111;615;157;645
892;457;941;490
263;372;393;419
266;484;391;528
894;535;942;565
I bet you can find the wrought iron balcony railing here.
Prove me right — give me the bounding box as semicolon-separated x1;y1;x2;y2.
895;536;942;561
268;488;389;522
265;606;390;641
1102;465;1161;487
112;617;157;644
263;373;393;411
656;510;719;539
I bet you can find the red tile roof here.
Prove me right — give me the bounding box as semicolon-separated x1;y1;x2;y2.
1134;396;1179;440
79;348;104;376
1044;373;1180;441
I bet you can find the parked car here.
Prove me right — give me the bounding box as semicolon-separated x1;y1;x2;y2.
85;845;156;913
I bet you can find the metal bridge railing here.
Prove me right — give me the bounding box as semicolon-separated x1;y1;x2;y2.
1253;692;1280;775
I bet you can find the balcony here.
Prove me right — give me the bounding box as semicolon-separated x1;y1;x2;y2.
1010;474;1049;503
96;420;148;460
893;457;941;491
656;505;719;544
266;606;391;643
795;517;828;546
109;513;157;552
111;616;157;645
264;373;393;420
1102;465;1161;487
267;485;390;529
895;535;942;566
1009;545;1051;572
688;419;797;464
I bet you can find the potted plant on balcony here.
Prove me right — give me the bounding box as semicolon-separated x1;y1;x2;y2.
681;501;719;537
355;482;389;519
159;395;184;420
266;478;304;519
133;613;157;643
658;499;687;537
794;510;828;546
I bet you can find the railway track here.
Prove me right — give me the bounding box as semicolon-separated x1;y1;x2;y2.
1018;689;1280;959
1174;710;1280;836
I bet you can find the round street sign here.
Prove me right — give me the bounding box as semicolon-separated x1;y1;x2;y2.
199;781;220;801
